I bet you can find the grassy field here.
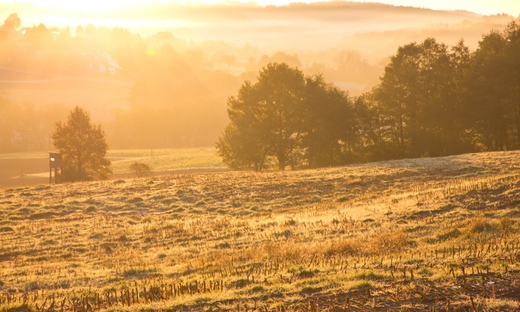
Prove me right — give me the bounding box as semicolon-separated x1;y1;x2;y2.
0;147;225;186
108;148;226;174
1;151;520;311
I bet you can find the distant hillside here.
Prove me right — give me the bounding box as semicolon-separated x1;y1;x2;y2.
0;1;517;153
337;14;516;63
0;1;484;50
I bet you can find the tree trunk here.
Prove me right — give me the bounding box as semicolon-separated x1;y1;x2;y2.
277;152;286;171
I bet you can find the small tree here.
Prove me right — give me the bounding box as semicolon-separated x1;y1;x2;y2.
1;13;21;34
129;162;153;178
52;106;112;182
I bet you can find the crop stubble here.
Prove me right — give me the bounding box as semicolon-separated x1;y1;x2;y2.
1;151;520;311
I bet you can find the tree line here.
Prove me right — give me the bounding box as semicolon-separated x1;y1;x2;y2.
1;12;516;153
0;12;386;153
217;21;520;170
52;20;520;181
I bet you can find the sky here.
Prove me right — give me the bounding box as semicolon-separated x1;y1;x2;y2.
1;0;519;16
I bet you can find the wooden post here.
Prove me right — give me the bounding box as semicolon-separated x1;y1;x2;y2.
49;152;62;184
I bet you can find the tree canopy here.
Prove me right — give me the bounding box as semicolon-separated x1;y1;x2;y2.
52;107;112;181
218;21;520;171
374;38;472;158
468;22;520;151
216;63;356;171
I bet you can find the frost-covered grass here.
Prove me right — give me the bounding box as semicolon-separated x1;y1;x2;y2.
1;150;520;311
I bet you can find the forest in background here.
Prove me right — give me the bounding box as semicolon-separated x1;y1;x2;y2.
0;2;517;154
215;20;520;171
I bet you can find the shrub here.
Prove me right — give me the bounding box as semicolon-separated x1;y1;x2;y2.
129;162;153;178
250;285;266;293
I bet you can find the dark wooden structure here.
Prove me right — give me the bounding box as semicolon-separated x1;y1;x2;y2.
49;152;62;184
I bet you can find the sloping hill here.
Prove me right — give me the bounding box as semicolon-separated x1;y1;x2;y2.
1;151;520;310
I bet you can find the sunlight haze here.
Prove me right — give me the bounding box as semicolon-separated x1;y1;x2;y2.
2;0;520;308
1;0;520;165
2;0;520;15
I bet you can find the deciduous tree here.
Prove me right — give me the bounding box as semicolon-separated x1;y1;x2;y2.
302;75;357;167
52;107;112;181
255;63;306;170
375;38;470;157
217;63;357;170
216;81;268;171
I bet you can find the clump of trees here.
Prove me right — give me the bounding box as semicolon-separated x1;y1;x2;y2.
216;63;357;170
1;12;516;154
469;22;520;150
370;38;471;158
218;21;520;171
371;21;520;156
52;107;112;181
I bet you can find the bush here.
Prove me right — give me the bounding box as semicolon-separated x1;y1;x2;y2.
129;162;153;178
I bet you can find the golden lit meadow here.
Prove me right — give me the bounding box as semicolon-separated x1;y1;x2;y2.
108;148;226;174
1;151;520;311
12;147;225;181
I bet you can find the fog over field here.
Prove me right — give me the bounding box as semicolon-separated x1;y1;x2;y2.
0;1;518;182
0;1;498;51
3;2;520;310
